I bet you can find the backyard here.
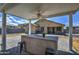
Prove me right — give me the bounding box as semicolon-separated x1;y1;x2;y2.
0;33;79;54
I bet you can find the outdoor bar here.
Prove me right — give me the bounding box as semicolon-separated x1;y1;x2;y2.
21;35;58;54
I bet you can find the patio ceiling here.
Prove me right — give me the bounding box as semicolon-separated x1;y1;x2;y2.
0;3;79;19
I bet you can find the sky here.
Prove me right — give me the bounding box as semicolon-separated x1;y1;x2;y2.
0;11;79;28
47;11;79;27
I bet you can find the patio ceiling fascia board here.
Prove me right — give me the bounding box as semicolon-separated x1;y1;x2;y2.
0;11;37;21
7;13;28;20
0;11;32;22
6;13;38;20
44;8;79;18
6;13;39;20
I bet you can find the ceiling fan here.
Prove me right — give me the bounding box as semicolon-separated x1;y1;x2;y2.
36;10;42;19
30;4;49;19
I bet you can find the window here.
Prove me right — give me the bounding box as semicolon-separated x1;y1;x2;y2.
57;27;62;31
41;27;44;32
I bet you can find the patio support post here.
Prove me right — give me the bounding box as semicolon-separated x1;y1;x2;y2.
62;27;64;32
55;27;57;34
44;26;47;33
28;19;31;35
1;9;6;52
69;13;73;51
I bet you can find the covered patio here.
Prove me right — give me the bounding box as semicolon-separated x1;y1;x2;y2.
0;3;79;54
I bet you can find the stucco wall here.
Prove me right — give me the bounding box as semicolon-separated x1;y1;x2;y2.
24;24;37;33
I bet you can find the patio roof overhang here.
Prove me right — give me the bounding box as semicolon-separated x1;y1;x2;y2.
0;3;79;19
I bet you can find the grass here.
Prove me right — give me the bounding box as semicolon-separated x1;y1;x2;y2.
73;40;79;53
59;35;79;53
72;37;79;53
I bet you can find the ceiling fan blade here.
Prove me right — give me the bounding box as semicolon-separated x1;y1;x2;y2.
30;4;42;14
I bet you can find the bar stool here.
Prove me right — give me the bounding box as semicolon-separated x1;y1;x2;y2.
45;48;56;55
18;41;26;54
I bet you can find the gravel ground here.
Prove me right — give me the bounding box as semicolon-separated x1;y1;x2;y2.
0;33;24;51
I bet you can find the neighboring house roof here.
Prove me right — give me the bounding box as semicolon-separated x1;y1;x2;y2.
35;18;65;26
19;18;65;27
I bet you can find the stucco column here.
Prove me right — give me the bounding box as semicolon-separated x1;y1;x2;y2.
44;26;47;33
69;13;73;51
1;9;6;52
28;19;31;35
62;27;64;32
55;27;57;34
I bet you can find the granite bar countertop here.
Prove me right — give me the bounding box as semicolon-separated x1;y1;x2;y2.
21;34;58;42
